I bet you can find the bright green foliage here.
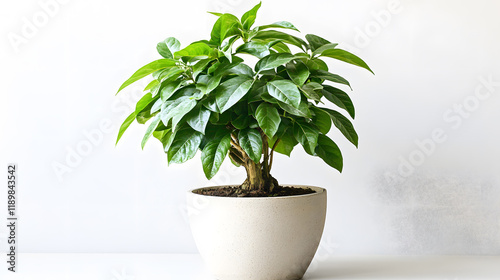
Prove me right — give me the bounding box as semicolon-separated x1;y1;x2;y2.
201;133;232;179
255;103;280;138
115;2;373;184
238;128;263;163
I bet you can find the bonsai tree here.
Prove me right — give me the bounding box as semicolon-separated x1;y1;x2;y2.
115;2;373;195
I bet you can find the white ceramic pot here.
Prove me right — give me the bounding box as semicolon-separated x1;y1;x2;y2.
187;185;327;280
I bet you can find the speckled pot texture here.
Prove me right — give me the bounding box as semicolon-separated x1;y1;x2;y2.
187;185;327;280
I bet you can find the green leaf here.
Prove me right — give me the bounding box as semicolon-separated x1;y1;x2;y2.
293;120;319;155
238;128;263;163
186;106;211;134
257;21;299;32
311;107;331;134
135;93;158;116
161;80;184;102
215;76;253;113
255;103;281;138
227;64;254;77
260;92;278;104
205;74;225;93
231;114;250;129
150;97;163;114
320;48;374;74
150;83;161;98
312;70;351;89
174;42;214;59
304;58;329;71
141;115;161;149
136;110;157;124
312;43;338;57
222;34;239;52
160;96;197;131
300;82;323;102
117;59;177;94
305;34;331;51
321;108;358;147
154;128;175;151
115;111;136;145
322;85;355;118
286;60;309;86
210;13;242;46
303;82;323;91
208;11;223;17
157;37;181;59
252;30;307;50
136;93;160;124
213;111;232;125
156;67;184;83
197;75;221;96
167;126;203;164
274;132;297;156
271;41;291;53
241;2;261;30
315;134;343;172
201;125;229;147
277;100;311;118
153;128;168;142
144;79;159;92
170;85;200;100
267;80;301;108
201;133;231;179
236;41;271;59
247;81;267;103
202;95;218;112
270;117;290;139
192;58;214;80
200;58;244;95
153;122;167;141
255;53;294;72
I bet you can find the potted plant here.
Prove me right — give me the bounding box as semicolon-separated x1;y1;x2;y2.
115;2;372;279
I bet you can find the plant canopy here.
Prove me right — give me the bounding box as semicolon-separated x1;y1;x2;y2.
115;2;373;193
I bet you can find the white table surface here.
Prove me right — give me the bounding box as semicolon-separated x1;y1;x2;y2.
0;254;498;279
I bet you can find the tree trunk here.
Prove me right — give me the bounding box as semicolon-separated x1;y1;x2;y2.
241;160;263;191
240;159;278;193
230;132;279;194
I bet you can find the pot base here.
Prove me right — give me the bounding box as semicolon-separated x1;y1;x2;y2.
187;185;327;280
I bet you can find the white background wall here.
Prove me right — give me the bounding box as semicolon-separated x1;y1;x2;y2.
1;0;499;255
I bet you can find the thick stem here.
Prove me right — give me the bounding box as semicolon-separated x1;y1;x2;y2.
261;131;270;179
230;138;246;156
269;139;280;172
241;160;264;191
229;150;245;166
230;131;279;193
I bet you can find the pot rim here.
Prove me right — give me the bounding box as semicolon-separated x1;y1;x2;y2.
188;184;326;200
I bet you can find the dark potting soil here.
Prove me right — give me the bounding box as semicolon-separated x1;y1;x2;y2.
193;186;316;197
